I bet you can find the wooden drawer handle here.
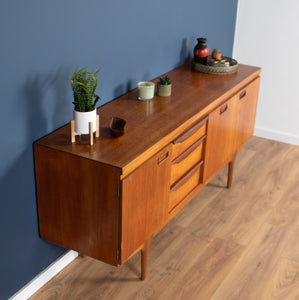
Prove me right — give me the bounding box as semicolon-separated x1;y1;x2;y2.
158;150;170;165
220;104;228;114
172;135;206;164
170;160;203;192
240;90;247;100
173;116;208;144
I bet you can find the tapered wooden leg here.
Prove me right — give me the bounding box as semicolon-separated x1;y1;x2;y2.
227;156;236;188
141;238;152;280
89;122;93;145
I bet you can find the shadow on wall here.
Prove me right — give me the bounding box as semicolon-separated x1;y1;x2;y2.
22;67;72;142
0;146;66;299
113;77;146;100
112;37;193;101
51;67;73;129
0;67;71;298
177;37;194;67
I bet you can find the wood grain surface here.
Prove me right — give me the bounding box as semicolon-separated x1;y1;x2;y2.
121;145;172;263
35;62;260;178
30;137;299;300
34;144;121;265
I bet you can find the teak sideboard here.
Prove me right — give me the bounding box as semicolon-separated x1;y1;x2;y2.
34;62;261;279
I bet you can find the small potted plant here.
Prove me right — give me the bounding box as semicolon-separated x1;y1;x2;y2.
157;75;172;97
212;48;222;59
69;67;100;134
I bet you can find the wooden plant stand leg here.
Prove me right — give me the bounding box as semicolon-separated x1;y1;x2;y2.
71;115;99;146
96;114;99;138
141;238;152;280
70;120;78;143
227;155;237;188
89;122;93;145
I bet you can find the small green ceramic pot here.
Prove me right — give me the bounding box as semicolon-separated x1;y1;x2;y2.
157;84;172;97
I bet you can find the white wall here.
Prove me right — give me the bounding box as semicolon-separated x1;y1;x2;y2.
233;0;299;146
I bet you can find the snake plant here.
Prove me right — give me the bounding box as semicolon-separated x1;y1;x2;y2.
158;75;171;85
70;67;100;112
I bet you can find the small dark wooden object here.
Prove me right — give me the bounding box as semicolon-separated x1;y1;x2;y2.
109;117;126;137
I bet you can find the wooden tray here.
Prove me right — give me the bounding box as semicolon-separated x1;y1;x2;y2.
193;56;238;74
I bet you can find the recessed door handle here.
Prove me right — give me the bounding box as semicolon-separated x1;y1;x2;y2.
170;160;204;191
173;116;209;144
172;135;206;164
158;150;169;165
220;104;228;114
240;90;247;100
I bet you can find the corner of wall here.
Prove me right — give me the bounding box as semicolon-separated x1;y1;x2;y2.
232;0;241;58
254;126;299;146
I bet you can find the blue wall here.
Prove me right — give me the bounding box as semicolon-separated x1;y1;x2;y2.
0;0;238;298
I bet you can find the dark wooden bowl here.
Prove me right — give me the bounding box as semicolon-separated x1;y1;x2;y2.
109;117;126;137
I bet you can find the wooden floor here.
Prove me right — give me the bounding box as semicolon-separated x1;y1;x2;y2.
30;137;299;300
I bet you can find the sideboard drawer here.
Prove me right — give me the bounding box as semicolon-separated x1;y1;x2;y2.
170;135;205;186
169;160;203;212
172;116;208;160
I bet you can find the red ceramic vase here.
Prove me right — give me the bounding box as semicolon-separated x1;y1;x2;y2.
194;38;209;64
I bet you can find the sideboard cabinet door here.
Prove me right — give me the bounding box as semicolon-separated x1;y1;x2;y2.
34;145;121;265
120;145;172;263
203;96;238;182
203;77;261;182
234;77;261;151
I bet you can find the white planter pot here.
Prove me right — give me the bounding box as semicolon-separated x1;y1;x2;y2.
73;109;97;134
137;81;155;100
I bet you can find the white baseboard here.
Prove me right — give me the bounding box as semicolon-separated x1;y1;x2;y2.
254;126;299;146
9;250;78;300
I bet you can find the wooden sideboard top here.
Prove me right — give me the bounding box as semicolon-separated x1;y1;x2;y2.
35;62;261;178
